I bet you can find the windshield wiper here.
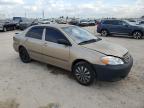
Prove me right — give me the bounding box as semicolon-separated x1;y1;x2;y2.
78;38;101;45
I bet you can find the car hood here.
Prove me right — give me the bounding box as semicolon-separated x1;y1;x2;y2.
131;24;144;29
81;40;128;57
137;24;144;28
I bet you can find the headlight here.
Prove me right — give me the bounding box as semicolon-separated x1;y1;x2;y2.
101;56;124;65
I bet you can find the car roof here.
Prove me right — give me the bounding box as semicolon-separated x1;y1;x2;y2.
32;24;74;29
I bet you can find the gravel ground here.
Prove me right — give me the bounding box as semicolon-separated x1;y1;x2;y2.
0;27;144;108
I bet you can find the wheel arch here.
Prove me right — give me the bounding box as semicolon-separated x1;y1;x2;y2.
71;59;97;76
132;30;143;36
101;28;110;34
18;45;25;51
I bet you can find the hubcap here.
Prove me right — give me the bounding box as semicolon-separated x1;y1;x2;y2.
75;66;91;84
101;30;107;36
133;32;142;39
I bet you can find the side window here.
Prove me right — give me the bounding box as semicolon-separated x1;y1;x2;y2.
103;20;112;24
121;21;128;26
111;21;120;25
45;28;68;43
26;27;44;39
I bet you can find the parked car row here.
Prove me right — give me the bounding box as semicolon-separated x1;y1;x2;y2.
69;19;97;26
0;17;55;32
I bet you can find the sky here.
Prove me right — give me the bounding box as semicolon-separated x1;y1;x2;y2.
0;0;144;18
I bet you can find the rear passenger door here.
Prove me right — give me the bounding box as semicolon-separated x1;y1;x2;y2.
42;27;70;69
25;26;44;61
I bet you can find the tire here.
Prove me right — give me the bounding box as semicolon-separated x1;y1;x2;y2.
19;47;31;63
3;27;7;32
73;62;95;86
133;31;142;39
101;29;108;36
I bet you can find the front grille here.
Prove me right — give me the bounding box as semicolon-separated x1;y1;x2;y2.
123;53;130;63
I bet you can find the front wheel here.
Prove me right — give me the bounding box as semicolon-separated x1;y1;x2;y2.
133;31;142;39
73;62;95;86
19;47;31;63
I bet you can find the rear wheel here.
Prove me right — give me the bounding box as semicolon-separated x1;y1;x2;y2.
19;47;31;63
73;62;95;86
101;30;108;36
133;31;142;39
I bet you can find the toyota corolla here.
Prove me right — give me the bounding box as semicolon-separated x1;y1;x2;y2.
13;24;133;86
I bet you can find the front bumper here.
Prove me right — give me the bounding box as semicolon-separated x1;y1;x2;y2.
93;55;133;81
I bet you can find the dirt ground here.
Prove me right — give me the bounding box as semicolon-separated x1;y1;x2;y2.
0;26;144;108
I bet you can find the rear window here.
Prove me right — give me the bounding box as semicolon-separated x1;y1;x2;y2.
26;27;44;40
102;20;113;24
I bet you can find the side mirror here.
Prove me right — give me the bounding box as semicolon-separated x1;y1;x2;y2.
57;39;72;46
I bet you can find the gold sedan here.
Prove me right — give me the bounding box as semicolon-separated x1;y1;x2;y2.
13;24;133;86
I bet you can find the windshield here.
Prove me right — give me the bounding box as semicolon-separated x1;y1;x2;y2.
124;20;137;25
13;17;21;21
62;26;99;44
80;19;87;22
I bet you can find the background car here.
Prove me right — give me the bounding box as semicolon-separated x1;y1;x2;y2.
13;17;28;29
97;19;144;39
19;19;38;30
38;19;52;24
0;19;16;32
78;19;89;26
88;20;96;26
69;19;79;25
56;19;67;24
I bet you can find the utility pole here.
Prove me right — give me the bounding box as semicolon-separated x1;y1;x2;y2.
42;10;44;19
25;11;26;17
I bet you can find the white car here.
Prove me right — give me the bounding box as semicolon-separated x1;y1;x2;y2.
39;19;52;24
